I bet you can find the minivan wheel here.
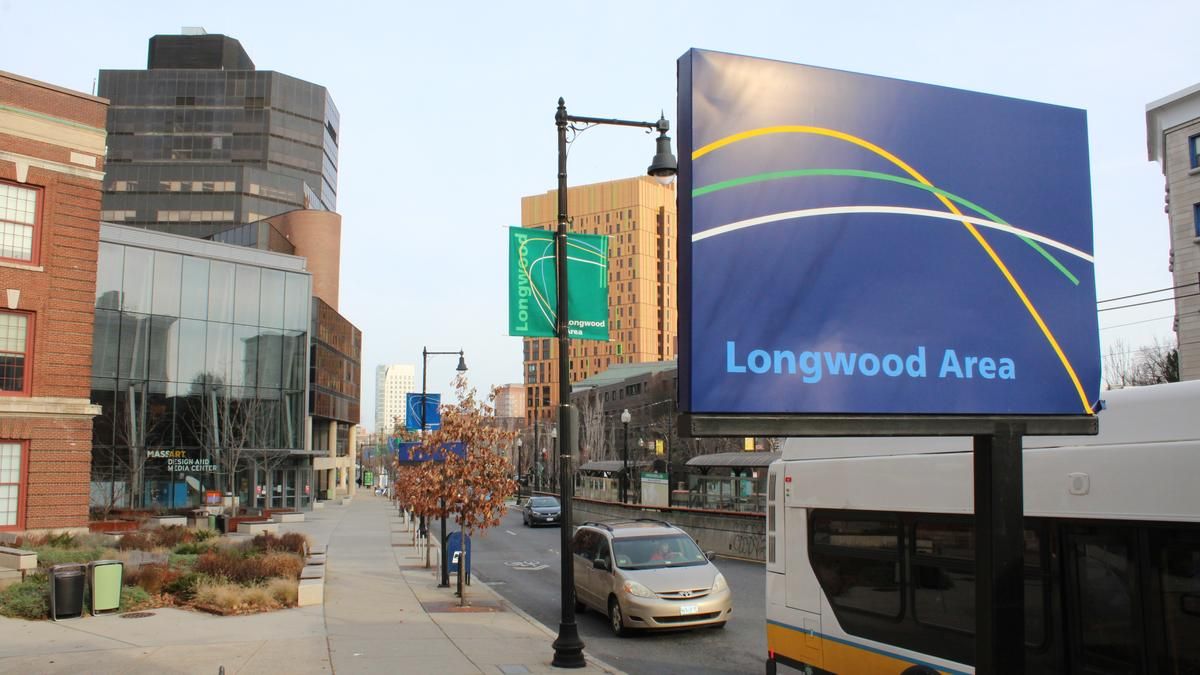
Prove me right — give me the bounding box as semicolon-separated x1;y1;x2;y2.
608;597;628;637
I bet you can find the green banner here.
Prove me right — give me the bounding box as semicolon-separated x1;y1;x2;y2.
509;226;609;341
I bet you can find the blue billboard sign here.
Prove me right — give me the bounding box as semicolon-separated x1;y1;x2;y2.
405;393;442;431
678;49;1100;417
390;439;466;463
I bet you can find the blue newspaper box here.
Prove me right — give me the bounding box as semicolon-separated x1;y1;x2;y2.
447;531;471;577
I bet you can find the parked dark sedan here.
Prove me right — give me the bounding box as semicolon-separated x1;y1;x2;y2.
522;496;562;527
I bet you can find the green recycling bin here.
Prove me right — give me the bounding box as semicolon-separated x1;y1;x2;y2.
88;560;123;615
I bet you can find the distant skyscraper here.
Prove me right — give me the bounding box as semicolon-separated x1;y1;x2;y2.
98;29;339;238
1147;83;1200;379
375;364;416;434
492;384;526;420
520;176;677;425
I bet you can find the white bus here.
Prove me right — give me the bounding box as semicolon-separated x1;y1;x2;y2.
764;380;1200;675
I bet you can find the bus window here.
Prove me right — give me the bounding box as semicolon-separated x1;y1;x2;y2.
811;513;902;618
912;520;1047;647
1068;529;1141;674
1158;531;1200;674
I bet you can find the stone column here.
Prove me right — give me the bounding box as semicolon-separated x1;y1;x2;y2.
348;424;358;495
329;421;341;494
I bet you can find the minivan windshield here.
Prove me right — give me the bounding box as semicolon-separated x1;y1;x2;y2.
612;534;708;570
530;497;559;508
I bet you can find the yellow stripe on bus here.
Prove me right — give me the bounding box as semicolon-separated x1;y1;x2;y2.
768;621;962;675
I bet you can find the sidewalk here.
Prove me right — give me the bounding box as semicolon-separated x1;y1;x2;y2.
0;494;621;675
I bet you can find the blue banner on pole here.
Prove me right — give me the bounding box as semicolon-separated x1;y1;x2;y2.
405;393;442;431
390;439;466;463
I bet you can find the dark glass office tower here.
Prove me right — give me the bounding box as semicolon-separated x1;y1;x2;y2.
99;31;339;238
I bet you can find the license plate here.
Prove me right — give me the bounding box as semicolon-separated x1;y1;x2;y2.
679;605;699;615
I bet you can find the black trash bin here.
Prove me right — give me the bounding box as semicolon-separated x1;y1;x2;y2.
215;514;228;534
49;563;85;621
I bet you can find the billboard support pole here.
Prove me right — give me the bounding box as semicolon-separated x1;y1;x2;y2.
974;425;1025;675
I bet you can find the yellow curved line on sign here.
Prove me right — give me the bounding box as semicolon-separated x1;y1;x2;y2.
694;126;1092;414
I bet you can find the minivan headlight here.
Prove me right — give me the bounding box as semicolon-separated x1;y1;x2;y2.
622;580;656;598
711;573;728;592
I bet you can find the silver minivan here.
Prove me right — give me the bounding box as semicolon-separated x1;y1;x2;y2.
571;520;732;636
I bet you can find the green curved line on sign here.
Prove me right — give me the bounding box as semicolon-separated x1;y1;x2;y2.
694;169;1079;286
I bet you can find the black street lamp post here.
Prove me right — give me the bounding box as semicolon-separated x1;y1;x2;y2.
550;426;558;494
549;98;676;669
421;346;467;589
620;408;631;505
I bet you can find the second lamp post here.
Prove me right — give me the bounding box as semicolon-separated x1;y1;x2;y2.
421;346;466;589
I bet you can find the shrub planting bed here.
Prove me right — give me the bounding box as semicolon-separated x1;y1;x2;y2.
0;528;307;620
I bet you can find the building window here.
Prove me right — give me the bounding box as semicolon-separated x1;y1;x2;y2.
0;313;29;394
0;182;39;263
1195;204;1200;238
1191;134;1200;170
0;441;25;529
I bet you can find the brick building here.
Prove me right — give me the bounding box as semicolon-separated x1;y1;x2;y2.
0;72;107;532
520;176;677;426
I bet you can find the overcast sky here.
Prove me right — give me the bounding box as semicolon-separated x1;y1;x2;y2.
4;1;1197;422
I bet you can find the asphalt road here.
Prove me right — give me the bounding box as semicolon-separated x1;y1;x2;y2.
469;506;768;675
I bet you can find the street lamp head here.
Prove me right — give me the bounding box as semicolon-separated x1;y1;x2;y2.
647;114;677;185
516;438;523;447
621;408;631;424
455;352;468;372
550;427;557;439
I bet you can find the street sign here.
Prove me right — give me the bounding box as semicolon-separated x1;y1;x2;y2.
405;393;441;431
678;49;1100;418
508;226;610;340
390;440;467;463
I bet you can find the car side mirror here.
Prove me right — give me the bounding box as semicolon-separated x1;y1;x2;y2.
593;558;610;571
705;550;716;561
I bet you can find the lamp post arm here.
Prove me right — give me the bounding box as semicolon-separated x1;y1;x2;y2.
563;113;664;132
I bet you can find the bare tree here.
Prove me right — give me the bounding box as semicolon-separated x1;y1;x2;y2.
576;389;607;466
1105;336;1179;389
183;375;289;514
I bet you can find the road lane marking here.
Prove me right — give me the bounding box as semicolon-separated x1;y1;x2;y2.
506;530;517;536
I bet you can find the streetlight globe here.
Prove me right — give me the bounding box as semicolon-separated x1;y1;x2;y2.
550;427;557;439
621;409;631;424
647;118;677;184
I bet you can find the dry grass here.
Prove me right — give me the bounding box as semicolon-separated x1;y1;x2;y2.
194;549;305;583
192;578;298;614
265;577;298;606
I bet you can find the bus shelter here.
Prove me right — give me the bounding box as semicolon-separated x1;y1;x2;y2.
577;459;651;503
683;451;780;512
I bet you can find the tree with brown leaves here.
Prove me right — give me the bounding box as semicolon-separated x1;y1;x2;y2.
392;376;518;601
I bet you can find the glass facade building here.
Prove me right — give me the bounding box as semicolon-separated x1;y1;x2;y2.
98;33;339;238
91;224;314;512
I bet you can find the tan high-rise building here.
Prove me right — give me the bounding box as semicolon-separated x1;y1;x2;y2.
520;176;677;424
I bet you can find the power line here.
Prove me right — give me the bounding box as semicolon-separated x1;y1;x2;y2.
1097;281;1198;304
1099;314;1174;331
1098;292;1200;313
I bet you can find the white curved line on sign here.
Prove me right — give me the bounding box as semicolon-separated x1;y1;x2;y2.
692;205;1094;263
